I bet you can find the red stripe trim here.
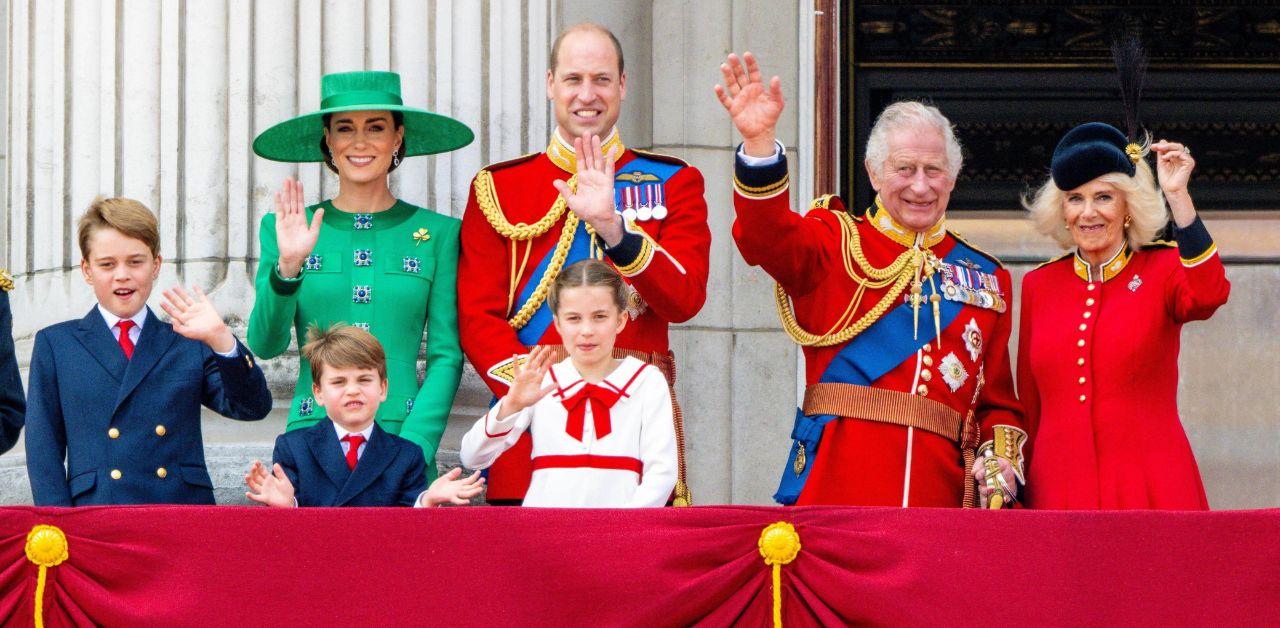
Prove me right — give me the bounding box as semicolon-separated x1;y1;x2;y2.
484;404;513;438
531;455;643;474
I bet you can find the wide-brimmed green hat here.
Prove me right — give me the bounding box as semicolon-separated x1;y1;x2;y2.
252;70;474;162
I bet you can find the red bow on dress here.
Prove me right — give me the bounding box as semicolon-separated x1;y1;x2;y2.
561;383;621;442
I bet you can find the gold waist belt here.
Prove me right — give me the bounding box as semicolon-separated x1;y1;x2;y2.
802;382;963;443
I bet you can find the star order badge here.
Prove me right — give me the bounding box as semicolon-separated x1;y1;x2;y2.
939;352;969;392
1128;274;1143;292
963;318;983;362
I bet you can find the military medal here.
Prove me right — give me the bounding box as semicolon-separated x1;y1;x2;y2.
963;318;983;362
621;187;638;222
939;352;969;392
636;186;653;222
652;184;668;220
1128;274;1142;292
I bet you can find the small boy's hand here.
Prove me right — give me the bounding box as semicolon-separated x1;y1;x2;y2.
246;463;296;508
424;467;486;506
160;285;236;353
244;460;270;493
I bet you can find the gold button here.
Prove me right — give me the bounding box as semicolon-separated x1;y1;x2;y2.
108;427;120;439
110;469;122;480
1079;395;1087;403
1078;377;1086;385
1087;284;1096;291
920;370;933;382
922;344;932;353
156;467;168;479
1077;339;1085;347
1086;298;1096;306
917;385;929;396
1083;311;1092;319
1078;323;1087;331
155;425;167;436
1077;358;1085;366
922;355;934;367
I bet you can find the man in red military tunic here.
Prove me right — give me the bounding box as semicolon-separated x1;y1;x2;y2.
716;52;1025;507
458;24;710;504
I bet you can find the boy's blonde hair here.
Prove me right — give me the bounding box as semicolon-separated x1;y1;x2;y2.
77;196;161;259
301;324;388;385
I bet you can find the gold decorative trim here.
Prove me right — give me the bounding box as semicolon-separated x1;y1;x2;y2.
1181;243;1219;268
474;170;575;241
547;128;625;174
507;210;581;330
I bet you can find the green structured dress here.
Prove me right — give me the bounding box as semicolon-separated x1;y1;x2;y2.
248;200;462;480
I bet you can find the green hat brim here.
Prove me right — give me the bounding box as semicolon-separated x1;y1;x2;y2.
252;104;474;163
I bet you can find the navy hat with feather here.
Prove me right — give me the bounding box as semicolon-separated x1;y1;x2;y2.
1050;122;1137;191
1050;33;1148;191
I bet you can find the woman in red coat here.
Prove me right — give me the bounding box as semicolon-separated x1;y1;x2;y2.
1018;122;1229;509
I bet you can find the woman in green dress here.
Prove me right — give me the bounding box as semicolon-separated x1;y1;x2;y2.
248;71;473;479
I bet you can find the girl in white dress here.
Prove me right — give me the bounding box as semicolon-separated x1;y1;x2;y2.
460;259;677;507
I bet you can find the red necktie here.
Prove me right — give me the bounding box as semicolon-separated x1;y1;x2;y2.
561;384;621;442
116;320;136;359
342;434;365;470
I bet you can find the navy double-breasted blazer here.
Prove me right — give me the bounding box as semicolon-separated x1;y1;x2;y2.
0;291;25;454
25;306;273;506
275;420;427;507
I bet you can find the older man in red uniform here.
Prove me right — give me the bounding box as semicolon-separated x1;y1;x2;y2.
716;53;1025;507
458;24;710;504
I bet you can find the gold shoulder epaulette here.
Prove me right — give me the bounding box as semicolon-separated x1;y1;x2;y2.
948;230;1006;269
1034;251;1073;270
0;269;12;292
1143;239;1177;249
630;148;688;167
481;152;539;173
810;194;835;211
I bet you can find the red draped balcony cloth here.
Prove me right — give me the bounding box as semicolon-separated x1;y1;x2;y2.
1;505;1277;626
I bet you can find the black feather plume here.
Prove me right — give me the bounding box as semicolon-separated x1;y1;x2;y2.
1111;33;1149;142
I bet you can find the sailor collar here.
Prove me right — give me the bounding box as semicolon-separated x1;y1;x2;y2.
547;128;626;174
868;196;947;249
1073;243;1132;283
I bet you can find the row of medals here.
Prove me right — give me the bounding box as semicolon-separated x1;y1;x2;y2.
616;183;669;223
939;262;1005;311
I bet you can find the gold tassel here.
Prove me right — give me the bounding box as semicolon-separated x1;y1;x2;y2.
759;522;802;628
25;525;69;628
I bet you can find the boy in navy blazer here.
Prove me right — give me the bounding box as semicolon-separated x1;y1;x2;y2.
245;325;483;507
25;197;273;506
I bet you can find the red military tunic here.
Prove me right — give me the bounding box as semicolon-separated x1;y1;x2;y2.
458;130;710;501
1019;218;1229;509
732;150;1025;507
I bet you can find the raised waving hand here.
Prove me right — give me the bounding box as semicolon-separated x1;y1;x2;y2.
714;52;786;157
273;177;324;279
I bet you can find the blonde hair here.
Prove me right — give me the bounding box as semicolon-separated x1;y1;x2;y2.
864;101;964;180
1024;156;1168;250
549;259;628;313
301;324;388;385
77;196;161;259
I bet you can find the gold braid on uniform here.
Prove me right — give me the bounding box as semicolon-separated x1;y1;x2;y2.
474;170;578;240
777;210;922;347
473;169;588;329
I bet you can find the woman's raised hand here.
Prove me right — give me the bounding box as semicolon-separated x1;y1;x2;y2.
1152;140;1195;198
274;177;324;279
499;345;556;418
714;52;785;157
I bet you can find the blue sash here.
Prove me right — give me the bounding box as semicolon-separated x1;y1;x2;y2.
514;155;682;346
773;237;996;504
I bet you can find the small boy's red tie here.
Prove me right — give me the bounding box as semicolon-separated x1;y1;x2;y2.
117;320;136;359
342;434;365;470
